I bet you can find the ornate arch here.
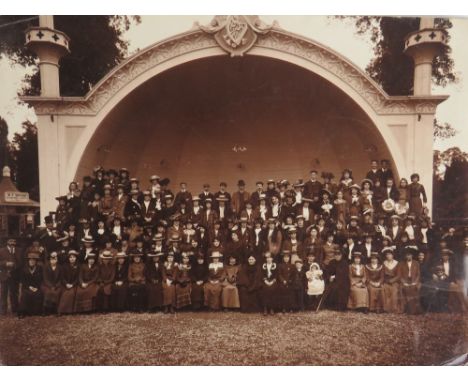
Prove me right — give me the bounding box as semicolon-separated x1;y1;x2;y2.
21;16;447;182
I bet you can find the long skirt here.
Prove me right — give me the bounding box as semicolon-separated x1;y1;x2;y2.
409;196;423;217
221;284;240;308
176;283;192;309
191;282;205;309
96;284;113;311
238;287;260;312
306;294;321;310
19;288;43;315
326;282;349;311
260;283;278;309
204;282;223;310
401;285;422;314
58;286;76;314
294;288;305;311
41;285;61;312
367;285;384;312
74;283;98;313
347;285;369;309
146;282;163;310
111;283;128;311
277;284;295;310
383;282;401;313
127;283;146;311
162;283;176;306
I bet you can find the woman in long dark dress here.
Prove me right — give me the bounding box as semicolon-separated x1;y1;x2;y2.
204;251;225;310
324;249;350;311
18;252;43;317
260;253;278;315
191;254;208;310
162;252;178;313
277;251;295;312
111;252;128;312
58;250;79;314
237;254;261;313
127;252;146;312
74;253;99;313
96;251;115;312
145;252;164;311
42;252;62;314
176;253;192;310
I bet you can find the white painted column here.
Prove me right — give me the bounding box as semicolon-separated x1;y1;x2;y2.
37;115;61;222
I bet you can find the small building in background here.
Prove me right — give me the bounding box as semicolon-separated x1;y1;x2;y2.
0;166;40;239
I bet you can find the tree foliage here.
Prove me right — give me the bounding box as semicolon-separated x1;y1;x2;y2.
0;15;141;96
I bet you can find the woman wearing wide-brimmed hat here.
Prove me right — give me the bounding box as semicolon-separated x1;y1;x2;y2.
111;252;129;312
398;246;422;314
162;252;178;313
191;254;208;310
144;251;164;311
58;250;80;314
381;247;401;313
204;251;225;311
365;252;385;313
127;251;146;312
41;252;62;315
18;251;44;317
221;255;241;310
96;250;115;312
74;253;99;313
175;253;192;310
347;252;369;312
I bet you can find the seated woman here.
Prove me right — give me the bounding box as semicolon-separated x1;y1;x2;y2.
305;262;325;311
237;254;261;313
277;251;295;312
222;255;241;310
382;247;401;313
74;253;99;313
58;250;80;314
145;251;164;312
175;253;192;311
127;251;146;312
191;254;208;310
96;250;115;312
111;252;129;312
42;252;62;315
18;251;43;317
365;252;384;313
347;252;369;312
260;252;278;315
204;251;225;311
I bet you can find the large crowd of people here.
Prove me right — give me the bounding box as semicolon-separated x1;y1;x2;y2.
0;159;467;317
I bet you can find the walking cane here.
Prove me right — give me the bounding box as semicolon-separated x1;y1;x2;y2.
315;283;331;313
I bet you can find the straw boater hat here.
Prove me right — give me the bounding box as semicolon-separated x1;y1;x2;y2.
169;234;181;242
216;195;229;202
100;250;113;260
204;198;213;204
68;249;79;257
349;184;361;192
361;178;374;187
129;250;144;258
147;252;164;258
302;197;313;203
370;251;380;260
115;252;128;259
81;236;95;244
441;248;454;256
150;175;160;182
352;251;363;259
103;184;112;191
210;251;223;259
381;247;395;256
267;179;276;185
349;215;360;222
130;178;139;183
86;253;97;259
404;245;419;256
390;214;402;221
192;195;200;202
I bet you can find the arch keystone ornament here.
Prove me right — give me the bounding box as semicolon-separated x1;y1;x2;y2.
196;15;276;57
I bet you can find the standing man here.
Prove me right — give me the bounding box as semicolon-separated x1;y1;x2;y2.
304;170;322;202
231;180;250;217
0;238;22;315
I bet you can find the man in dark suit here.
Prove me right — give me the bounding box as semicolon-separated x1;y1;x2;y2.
0;238;22;314
365;159;381;185
199;183;214;205
250;181;265;208
174;182;193;209
304;170;322;201
141;190;157;225
377;159;394;185
214;182;231;210
124;190;143;223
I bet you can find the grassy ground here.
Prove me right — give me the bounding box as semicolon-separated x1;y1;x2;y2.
0;311;466;365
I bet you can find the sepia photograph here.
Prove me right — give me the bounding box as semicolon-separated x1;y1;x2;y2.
0;2;467;370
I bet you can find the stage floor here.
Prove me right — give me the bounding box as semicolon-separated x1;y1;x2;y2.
0;311;466;365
